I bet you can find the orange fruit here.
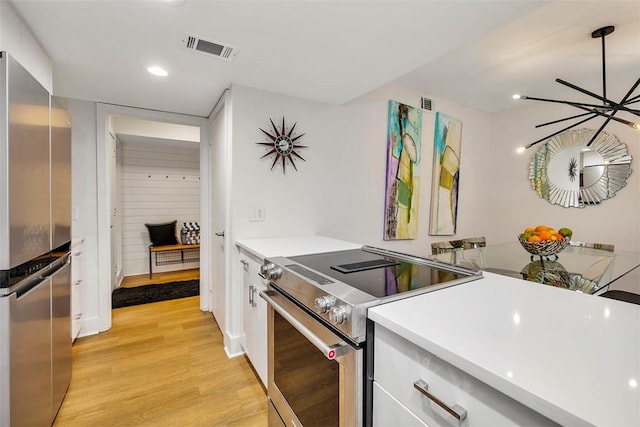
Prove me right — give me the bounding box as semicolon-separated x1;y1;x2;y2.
524;227;535;233
527;235;541;242
538;231;552;241
550;235;558;241
553;233;564;240
535;225;548;232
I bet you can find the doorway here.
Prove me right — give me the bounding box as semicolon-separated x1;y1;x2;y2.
96;104;210;332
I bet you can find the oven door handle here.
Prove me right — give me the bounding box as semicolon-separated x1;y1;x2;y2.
260;290;349;360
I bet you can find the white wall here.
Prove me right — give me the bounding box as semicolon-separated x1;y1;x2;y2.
316;83;491;257
57;97;102;336
0;1;52;92
226;84;335;352
487;102;640;252
229;84;333;241
119;138;200;276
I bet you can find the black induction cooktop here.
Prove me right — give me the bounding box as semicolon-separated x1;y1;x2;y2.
289;248;467;298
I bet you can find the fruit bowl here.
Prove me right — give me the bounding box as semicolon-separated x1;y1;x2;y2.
518;236;570;257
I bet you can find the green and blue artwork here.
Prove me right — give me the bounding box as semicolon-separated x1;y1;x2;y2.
429;112;463;235
384;100;422;240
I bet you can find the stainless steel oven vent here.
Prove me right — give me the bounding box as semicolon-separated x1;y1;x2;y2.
182;32;238;61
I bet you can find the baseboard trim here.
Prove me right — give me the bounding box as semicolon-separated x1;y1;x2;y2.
224;333;245;358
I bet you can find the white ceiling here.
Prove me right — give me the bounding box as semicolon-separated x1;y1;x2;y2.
11;0;640;117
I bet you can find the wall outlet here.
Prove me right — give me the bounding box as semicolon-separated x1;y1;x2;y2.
249;207;265;222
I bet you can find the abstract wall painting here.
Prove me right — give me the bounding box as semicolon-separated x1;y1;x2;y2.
383;100;423;240
429;112;463;236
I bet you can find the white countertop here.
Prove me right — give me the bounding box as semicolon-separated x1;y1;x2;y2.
368;272;640;426
235;235;361;259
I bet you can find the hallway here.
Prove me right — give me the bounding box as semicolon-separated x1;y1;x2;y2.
54;296;267;426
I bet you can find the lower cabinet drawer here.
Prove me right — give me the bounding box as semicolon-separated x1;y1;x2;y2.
374;325;557;426
374;382;427;427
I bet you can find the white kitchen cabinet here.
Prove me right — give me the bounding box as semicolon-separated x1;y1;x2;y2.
373;324;557;427
374;382;427;427
70;237;84;341
239;248;268;387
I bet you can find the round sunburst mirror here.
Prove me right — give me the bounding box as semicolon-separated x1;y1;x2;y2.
256;117;307;174
529;128;632;208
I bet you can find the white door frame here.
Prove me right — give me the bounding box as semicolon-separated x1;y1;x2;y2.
208;91;234;348
95;103;210;332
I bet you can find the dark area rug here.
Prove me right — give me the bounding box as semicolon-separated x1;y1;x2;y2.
112;280;200;309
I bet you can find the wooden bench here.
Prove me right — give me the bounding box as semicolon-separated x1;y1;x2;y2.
149;244;200;278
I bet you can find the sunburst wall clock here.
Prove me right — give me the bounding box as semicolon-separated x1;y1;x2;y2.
256;117;308;173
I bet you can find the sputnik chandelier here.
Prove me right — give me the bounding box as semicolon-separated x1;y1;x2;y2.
514;25;640;152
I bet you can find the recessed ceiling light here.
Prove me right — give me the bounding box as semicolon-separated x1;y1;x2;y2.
147;66;168;77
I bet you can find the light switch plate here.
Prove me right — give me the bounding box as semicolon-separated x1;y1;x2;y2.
249;207;265;222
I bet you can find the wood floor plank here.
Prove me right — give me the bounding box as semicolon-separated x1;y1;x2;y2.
54;296;267;426
120;269;200;288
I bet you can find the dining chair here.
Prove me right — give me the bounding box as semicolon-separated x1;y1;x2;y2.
600;290;640;305
569;240;614;252
600;266;640;305
431;236;486;255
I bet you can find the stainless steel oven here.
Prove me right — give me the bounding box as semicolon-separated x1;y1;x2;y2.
262;288;362;426
259;246;482;427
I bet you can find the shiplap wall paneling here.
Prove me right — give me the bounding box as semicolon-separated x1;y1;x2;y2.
119;139;200;276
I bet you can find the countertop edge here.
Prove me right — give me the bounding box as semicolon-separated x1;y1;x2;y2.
235;236;362;259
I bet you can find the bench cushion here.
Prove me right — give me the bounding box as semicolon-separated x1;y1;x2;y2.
145;220;178;246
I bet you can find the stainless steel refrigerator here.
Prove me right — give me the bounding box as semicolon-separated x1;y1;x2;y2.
0;52;72;426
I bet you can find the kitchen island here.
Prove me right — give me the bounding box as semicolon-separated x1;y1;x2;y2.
368;271;639;426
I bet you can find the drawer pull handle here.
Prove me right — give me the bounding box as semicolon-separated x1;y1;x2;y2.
413;379;467;421
240;259;249;267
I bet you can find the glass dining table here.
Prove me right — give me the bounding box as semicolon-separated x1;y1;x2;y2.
430;242;640;295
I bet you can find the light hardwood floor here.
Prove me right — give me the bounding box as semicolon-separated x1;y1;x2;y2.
120;268;201;288
54;296;268;426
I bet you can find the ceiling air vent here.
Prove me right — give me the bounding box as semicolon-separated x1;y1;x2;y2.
182;32;238;62
420;97;433;111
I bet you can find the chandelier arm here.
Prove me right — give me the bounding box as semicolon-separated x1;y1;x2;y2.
624;94;640;104
586;76;640;146
555;78;611;104
520;95;615;110
571;105;640;127
555;78;639;116
535;111;594;128
601;29;607;102
524;114;598;150
521;95;640;120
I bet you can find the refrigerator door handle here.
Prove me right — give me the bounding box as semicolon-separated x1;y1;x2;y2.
40;254;71;279
15;275;49;299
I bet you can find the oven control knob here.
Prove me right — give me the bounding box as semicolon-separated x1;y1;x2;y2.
267;267;283;280
259;263;275;276
329;306;348;325
314;296;335;314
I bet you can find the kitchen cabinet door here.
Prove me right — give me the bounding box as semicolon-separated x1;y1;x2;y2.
373;382;427;427
373;324;557;427
240;249;268;387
